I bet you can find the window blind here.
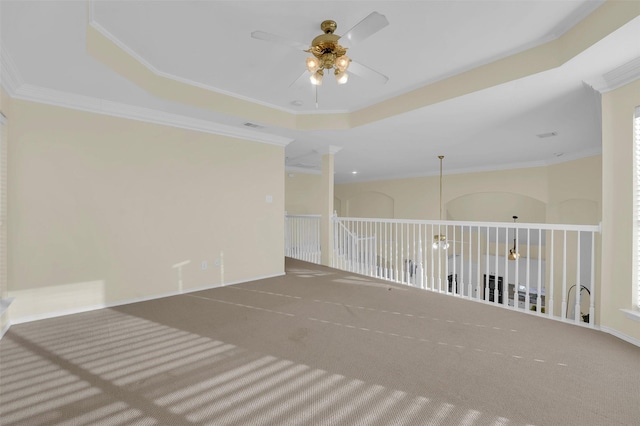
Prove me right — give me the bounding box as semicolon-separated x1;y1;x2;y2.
634;109;640;309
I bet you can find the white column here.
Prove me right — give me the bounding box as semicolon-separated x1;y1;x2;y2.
321;146;341;266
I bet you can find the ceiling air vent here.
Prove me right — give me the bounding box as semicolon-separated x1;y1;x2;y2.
243;122;265;129
536;131;558;139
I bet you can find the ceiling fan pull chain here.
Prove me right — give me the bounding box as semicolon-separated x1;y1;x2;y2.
315;85;319;109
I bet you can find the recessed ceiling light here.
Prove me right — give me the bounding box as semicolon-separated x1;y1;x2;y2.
352;171;358;175
291;100;303;107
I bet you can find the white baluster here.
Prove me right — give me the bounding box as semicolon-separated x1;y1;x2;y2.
537;229;542;316
589;232;595;327
549;230;555;318
494;226;499;304
574;231;581;323
504;224;509;306
485;228;490;302
561;230;567;320
525;228;531;312
476;226;481;301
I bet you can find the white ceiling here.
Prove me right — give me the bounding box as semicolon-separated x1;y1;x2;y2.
1;1;639;183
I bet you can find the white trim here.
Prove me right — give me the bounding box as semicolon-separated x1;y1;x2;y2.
585;57;640;93
600;325;640;348
88;21;350;116
549;0;606;39
0;298;13;317
0;320;10;340
621;309;640;322
12;85;293;147
8;272;285;325
635;112;640;309
285;166;322;175
0;45;23;96
340;148;602;185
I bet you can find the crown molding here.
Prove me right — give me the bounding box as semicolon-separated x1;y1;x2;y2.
87;20;352;116
550;0;606;39
338;147;602;185
285;166;322;175
585;56;640;93
0;45;24;96
12;84;293;147
88;20;327;116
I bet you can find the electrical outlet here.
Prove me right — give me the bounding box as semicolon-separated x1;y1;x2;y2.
201;261;207;270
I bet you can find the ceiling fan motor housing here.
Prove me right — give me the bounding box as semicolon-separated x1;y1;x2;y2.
308;21;348;70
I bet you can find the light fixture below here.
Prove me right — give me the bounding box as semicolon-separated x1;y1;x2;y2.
433;155;449;250
508;215;520;260
305;20;351;85
432;234;449;250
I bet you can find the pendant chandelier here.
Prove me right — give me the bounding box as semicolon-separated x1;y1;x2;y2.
433;155;449;250
508;215;520;260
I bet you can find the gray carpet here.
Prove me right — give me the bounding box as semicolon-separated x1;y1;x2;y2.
1;258;639;425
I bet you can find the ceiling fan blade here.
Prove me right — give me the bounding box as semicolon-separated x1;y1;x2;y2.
289;69;310;88
251;31;309;51
348;60;389;85
339;12;389;48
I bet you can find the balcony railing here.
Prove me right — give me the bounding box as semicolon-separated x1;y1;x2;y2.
332;216;600;327
284;213;601;327
284;214;321;264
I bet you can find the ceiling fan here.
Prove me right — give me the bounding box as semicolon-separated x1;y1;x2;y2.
251;12;389;86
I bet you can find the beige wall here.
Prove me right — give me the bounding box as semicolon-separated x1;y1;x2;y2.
7;98;285;322
601;78;640;341
332;159;601;224
547;155;601;224
284;172;323;215
334;165;561;222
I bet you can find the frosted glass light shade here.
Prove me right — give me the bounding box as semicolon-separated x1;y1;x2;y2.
335;55;350;71
310;70;323;86
335;70;348;84
306;57;320;73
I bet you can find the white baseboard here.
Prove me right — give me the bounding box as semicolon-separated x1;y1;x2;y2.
9;272;285;325
0;321;10;340
600;326;640;348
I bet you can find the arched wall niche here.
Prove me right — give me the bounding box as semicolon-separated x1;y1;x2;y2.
446;191;546;223
345;191;394;218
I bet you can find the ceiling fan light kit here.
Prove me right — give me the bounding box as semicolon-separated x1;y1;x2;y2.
251;11;389;91
306;20;352;85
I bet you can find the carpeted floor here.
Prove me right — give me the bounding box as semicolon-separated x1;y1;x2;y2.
1;258;639;425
